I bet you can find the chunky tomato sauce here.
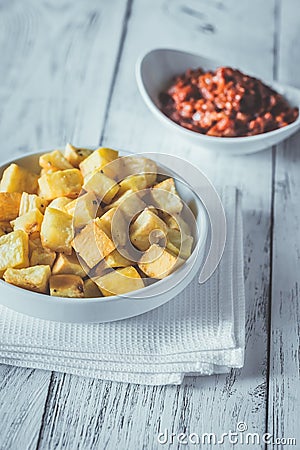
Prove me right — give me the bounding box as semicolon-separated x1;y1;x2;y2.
159;67;299;137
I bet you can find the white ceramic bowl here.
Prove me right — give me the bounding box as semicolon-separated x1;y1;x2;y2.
136;48;300;155
0;150;208;323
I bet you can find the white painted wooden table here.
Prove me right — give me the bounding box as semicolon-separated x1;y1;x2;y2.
0;1;299;449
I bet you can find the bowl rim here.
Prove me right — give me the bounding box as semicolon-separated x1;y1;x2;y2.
0;148;208;304
136;47;300;144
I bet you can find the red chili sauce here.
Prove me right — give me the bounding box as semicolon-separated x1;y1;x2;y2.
159;67;299;137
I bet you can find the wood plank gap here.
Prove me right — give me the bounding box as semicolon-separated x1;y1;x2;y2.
35;371;55;450
265;146;276;450
99;0;134;146
265;1;280;446
272;0;281;81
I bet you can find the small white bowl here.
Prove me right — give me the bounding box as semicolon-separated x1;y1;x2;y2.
136;48;300;155
0;150;208;323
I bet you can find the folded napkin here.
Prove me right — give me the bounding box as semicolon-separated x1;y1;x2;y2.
0;187;245;385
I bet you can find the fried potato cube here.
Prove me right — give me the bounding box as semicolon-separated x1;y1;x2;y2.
39;150;74;171
166;229;194;260
12;208;44;235
160;212;192;236
72;220;115;268
0;221;12;237
83;170;119;204
105;249;133;268
130;208;168;251
139;244;184;279
118;173;155;195
95;207;116;238
79;147;119;177
119;156;157;185
0;164;39;194
104;189;146;219
19;193;48;215
40;168;59;176
84;278;102;298
65;192;99;229
152;178;183;214
94;266;144;297
41;207;74;254
38;169;83;200
4;265;51;293
48;197;72;212
0;192;21;221
180;236;194;260
165;241;179;257
49;274;84;298
64;143;93;167
52;251;87;278
166;229;181;248
29;239;56;267
0;230;29;272
97;207;128;247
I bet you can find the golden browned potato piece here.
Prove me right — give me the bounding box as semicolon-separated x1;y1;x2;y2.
49;274;84;298
72;219;115;268
119;156;157;185
65;192;99;229
41;207;74;255
104;189;146;220
4;265;51;293
48;197;72;212
0;192;22;221
19;193;48;215
79;147;119;177
64;143;93;168
95;207;116;238
94;266;144;296
83;170;119;204
130;208;168;251
39;150;74;171
95;208;128;247
0;230;29;274
152;178;183;214
166;229;194;260
52;251;87;278
12;208;44;235
38;169;83;200
84;278;102;298
138;244;184;279
30;245;56;268
105;249;133;268
40;168;59;176
0;164;39;194
160;212;192;238
118;173;155;195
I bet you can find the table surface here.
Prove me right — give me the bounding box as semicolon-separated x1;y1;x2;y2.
0;1;299;449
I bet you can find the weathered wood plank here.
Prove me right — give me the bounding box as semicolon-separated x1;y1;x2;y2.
38;1;276;449
0;0;127;448
0;0;127;158
268;0;300;445
0;365;50;450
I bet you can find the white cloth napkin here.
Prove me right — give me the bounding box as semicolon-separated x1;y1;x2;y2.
0;187;245;385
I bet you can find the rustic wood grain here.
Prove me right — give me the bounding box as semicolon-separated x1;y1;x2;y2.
0;365;50;450
0;0;127;449
37;1;278;449
268;0;300;446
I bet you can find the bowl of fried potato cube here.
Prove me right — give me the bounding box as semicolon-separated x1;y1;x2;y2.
0;145;208;322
